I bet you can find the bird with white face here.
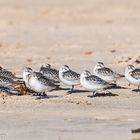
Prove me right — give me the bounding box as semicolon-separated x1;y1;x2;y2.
59;65;80;93
125;65;140;89
80;70;114;97
23;67;58;96
93;62;124;83
23;67;33;88
28;72;58;96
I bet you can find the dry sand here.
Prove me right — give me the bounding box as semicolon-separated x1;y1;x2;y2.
0;0;140;140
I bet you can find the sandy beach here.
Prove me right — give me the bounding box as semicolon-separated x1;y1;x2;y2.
0;0;140;139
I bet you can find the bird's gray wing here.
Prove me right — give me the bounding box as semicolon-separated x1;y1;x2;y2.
0;70;15;79
63;70;80;81
97;67;114;76
130;69;140;79
42;68;59;81
37;76;58;88
85;75;109;85
0;76;14;85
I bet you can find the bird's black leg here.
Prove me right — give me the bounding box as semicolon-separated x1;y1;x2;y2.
67;85;74;94
35;92;48;99
71;85;74;92
42;92;48;97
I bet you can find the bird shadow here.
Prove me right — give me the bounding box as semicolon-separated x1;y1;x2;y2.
132;89;140;92
67;89;91;94
105;85;128;90
35;95;59;100
88;92;119;98
49;87;71;92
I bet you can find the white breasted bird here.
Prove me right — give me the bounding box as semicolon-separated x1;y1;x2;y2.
125;65;140;89
27;72;59;96
0;66;23;81
59;65;80;93
93;62;124;83
80;70;114;97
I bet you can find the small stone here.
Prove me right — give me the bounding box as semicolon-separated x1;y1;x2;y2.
84;51;93;55
110;50;116;53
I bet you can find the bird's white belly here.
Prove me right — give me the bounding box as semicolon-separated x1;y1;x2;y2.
80;78;102;91
59;74;79;86
23;74;30;88
96;73;114;82
29;78;47;92
125;73;140;86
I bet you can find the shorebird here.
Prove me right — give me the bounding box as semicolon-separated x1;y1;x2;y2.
80;70;114;97
0;66;22;80
0;75;24;87
125;65;140;89
26;71;59;96
59;65;80;93
93;62;124;83
40;64;60;83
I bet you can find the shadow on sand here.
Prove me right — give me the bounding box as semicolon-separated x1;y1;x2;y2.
35;95;59;100
87;92;119;98
132;89;140;92
105;85;128;90
67;89;91;94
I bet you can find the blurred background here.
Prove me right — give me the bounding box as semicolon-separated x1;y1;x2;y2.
0;0;139;73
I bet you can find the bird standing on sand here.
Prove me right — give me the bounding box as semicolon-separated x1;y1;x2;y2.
0;67;23;86
28;72;59;96
23;67;59;96
125;65;140;89
0;75;23;86
59;65;80;93
0;66;22;79
80;70;114;97
93;62;124;83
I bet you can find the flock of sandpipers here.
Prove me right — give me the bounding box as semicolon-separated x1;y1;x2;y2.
0;62;139;97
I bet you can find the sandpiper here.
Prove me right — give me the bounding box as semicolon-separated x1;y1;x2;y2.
0;75;24;87
40;64;60;83
59;65;80;93
80;70;114;97
93;62;124;83
26;71;59;96
0;66;22;80
125;65;140;89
